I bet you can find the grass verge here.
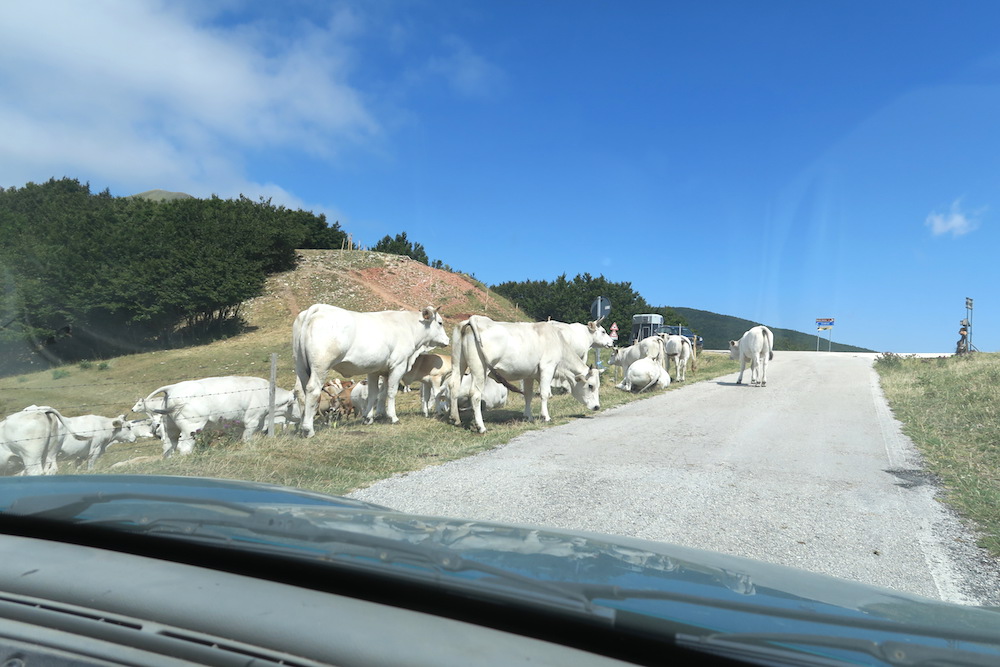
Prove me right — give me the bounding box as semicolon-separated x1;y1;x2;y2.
77;351;740;497
874;352;1000;556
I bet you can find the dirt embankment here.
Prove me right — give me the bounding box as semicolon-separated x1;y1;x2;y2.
242;250;528;332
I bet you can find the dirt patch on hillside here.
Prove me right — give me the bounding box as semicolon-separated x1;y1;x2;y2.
242;249;526;331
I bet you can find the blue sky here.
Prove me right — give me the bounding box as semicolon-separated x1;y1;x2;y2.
2;1;997;353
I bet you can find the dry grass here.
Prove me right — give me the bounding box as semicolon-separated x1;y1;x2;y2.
875;352;1000;555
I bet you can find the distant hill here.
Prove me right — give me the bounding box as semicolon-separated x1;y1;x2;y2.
129;189;195;202
673;307;874;353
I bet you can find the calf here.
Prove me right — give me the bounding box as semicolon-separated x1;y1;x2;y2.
658;334;694;381
59;414;138;470
436;372;508;415
400;353;453;417
608;337;665;390
624;357;671;393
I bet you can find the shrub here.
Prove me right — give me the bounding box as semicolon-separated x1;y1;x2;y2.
51;369;70;380
874;352;902;371
193;419;245;451
78;360;93;370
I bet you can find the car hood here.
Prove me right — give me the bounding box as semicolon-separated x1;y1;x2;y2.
1;474;998;662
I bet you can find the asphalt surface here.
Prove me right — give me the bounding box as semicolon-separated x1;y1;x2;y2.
350;351;1000;606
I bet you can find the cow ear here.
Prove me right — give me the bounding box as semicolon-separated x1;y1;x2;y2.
421;306;436;321
588;321;597;332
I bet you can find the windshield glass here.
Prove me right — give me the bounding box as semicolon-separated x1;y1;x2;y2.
1;2;999;664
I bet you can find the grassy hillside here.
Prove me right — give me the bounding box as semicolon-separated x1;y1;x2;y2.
0;249;529;414
674;307;874;352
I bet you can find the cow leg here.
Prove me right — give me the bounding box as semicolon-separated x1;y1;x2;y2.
537;374;554;422
521;378;535;422
759;355;768;387
299;370;329;437
468;371;487;434
736;357;747;385
361;373;381;424
383;367;406;424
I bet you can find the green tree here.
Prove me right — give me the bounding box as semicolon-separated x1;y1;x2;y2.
0;178;354;371
373;232;429;264
491;273;686;339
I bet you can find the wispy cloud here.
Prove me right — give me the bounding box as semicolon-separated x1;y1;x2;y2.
925;199;983;238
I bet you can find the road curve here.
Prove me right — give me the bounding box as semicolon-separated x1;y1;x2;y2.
350;351;1000;605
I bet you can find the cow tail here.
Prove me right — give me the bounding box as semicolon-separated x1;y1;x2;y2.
467;317;523;395
766;328;774;360
46;409;92;444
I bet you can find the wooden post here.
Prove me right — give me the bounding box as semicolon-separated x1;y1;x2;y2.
268;353;277;437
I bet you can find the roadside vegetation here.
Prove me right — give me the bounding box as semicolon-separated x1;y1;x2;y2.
875;352;1000;556
0;349;740;496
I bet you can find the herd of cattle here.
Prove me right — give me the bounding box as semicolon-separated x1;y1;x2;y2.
0;302;775;475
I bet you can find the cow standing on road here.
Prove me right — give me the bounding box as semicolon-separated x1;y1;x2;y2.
729;325;774;387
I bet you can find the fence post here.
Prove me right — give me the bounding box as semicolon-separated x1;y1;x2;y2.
268;353;277;437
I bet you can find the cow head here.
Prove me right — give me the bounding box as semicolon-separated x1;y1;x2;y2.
587;320;615;348
570;366;601;412
113;415;138;444
421;305;451;348
728;340;740;360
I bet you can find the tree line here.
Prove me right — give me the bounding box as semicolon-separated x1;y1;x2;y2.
0;178;347;372
491;273;687;342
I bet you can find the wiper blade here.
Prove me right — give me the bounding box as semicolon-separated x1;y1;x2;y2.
5;491;260;521
677;632;1000;667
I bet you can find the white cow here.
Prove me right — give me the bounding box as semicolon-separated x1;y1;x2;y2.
435;372;509;415
132;376;302;457
658;334;694;381
550;319;615;363
450;316;601;434
400;353;453;417
729;325;775;387
59;414;138;470
624;357;672;393
128;418;158;439
292;304;450;435
608;337;665;390
0;406;92;476
349;378;386;420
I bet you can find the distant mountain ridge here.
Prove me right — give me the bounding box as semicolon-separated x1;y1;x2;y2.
674;307;874;353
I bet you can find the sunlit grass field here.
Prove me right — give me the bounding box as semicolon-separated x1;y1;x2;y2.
875;352;1000;556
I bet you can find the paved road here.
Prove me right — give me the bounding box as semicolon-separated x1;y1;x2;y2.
350;351;1000;605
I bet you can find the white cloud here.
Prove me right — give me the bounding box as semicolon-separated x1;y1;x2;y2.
925;200;983;238
0;1;379;193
